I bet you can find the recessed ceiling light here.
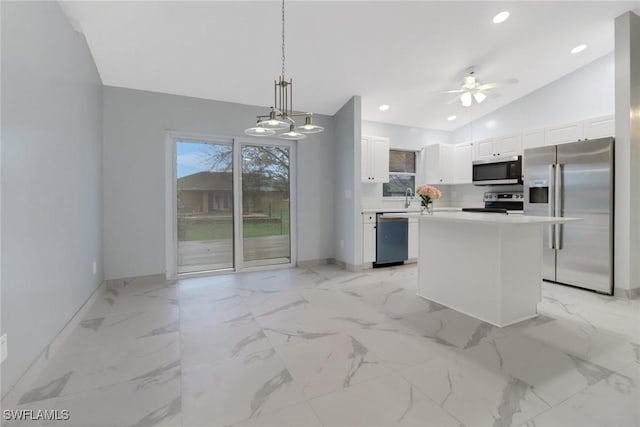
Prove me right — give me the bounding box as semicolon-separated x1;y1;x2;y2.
571;44;587;54
378;104;390;112
447;115;457;121
492;11;510;24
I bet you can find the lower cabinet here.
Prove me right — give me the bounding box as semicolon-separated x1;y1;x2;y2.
363;215;376;263
408;219;418;259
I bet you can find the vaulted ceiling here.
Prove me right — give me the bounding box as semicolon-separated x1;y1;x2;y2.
60;1;640;131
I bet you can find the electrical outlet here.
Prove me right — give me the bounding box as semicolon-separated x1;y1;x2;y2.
1;334;7;364
92;261;97;275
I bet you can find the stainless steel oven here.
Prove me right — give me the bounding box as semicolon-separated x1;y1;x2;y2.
472;156;522;185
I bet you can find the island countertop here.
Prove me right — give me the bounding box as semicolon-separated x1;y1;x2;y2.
382;211;581;225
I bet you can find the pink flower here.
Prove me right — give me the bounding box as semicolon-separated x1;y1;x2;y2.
416;185;441;200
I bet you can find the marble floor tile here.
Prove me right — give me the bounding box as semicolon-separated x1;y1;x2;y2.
342;279;444;320
398;351;550;427
308;373;461;427
26;336;179;401
180;316;273;369
517;317;640;371
396;307;506;350
520;363;640;427
229;401;322;427
84;286;179;318
5;361;181;427
4;262;639;427
275;333;394;399
466;332;616;406
181;351;304;427
349;325;448;370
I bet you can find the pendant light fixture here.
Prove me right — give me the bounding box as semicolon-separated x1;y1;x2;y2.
244;0;324;140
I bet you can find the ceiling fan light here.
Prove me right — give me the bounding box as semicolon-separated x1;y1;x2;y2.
460;92;472;107
297;115;324;134
474;92;487;104
279;124;307;140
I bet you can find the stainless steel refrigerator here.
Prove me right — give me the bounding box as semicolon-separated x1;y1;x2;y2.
524;137;614;295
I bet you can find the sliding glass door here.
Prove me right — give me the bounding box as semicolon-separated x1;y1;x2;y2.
174;137;294;275
241;144;291;268
176;139;234;273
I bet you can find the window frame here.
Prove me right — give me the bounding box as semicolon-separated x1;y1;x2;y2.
382;149;418;198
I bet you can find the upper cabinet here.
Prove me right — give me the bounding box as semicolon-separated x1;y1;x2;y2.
361;136;389;183
545;120;584;145
424;143;454;184
585;115;615;139
544;115;614;146
523;129;545;150
452;142;473;184
473;134;522;161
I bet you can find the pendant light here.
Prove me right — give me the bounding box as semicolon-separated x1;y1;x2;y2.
244;0;324;140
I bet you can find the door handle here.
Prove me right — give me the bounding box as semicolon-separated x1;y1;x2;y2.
555;164;563;250
548;164;555;249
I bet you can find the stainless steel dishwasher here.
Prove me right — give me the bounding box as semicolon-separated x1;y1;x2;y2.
374;213;408;267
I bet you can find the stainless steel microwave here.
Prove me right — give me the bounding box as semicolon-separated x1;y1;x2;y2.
472;156;522;185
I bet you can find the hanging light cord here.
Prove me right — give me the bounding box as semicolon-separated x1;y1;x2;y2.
281;0;286;78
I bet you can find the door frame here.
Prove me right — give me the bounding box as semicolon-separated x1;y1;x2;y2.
165;131;297;279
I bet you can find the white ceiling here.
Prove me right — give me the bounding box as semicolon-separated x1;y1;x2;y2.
60;1;640;131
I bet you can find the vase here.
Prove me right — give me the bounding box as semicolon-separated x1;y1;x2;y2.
421;201;434;215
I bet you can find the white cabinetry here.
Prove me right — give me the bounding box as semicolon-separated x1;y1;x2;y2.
474;134;522;160
424;143;453;184
361;136;389;183
523;129;545;150
362;214;376;263
546;121;584;145
452;142;473;184
408;219;418;259
585;115;615;139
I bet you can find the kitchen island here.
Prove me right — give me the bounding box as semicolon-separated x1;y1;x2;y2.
385;212;580;327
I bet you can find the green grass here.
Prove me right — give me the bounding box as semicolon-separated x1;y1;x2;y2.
179;211;290;241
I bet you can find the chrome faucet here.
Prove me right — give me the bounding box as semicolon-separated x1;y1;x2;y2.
404;188;413;209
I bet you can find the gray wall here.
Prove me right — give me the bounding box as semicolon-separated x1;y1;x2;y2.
1;1;103;396
103;87;335;280
451;53;615;143
333;97;362;268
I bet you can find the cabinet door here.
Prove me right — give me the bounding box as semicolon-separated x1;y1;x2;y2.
361;137;371;182
408;220;418;259
546;121;584;145
474;139;496;161
424;144;441;184
453;142;472;184
585;115;614;139
497;134;522;157
523;130;545;150
370;137;390;182
440;144;454;184
363;223;376;263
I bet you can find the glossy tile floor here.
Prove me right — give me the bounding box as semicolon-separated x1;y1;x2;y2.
2;264;639;427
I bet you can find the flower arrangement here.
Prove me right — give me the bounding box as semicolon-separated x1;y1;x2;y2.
416;185;441;210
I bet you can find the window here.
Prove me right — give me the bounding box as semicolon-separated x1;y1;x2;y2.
383;150;417;197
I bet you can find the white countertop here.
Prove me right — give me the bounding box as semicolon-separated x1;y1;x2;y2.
362;207;462;214
383;211;581;225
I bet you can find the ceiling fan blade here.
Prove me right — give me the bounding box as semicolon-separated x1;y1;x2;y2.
446;94;462;104
443;89;466;94
478;78;518;91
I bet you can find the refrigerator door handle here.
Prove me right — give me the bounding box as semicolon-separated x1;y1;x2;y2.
548;164;555;249
555;163;563;250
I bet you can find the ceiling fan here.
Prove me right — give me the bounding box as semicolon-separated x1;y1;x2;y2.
444;68;518;107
